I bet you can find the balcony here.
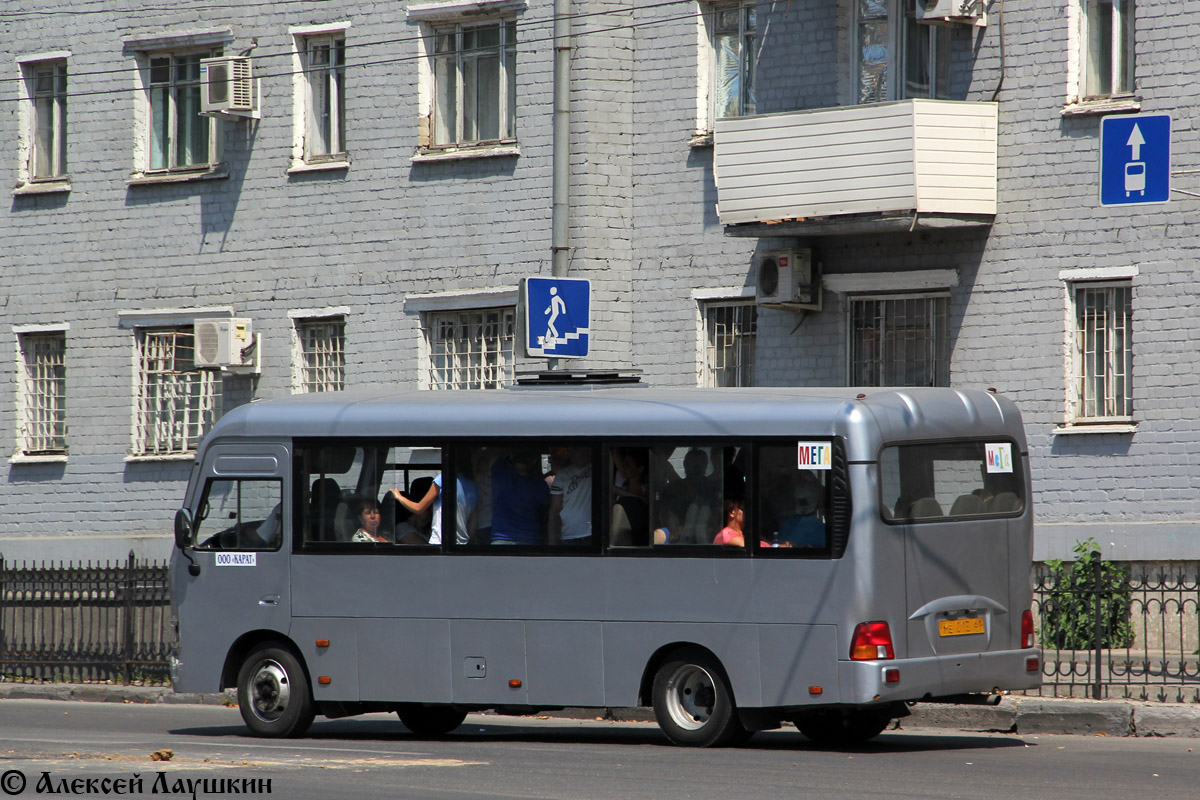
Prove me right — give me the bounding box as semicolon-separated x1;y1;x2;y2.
713;99;997;237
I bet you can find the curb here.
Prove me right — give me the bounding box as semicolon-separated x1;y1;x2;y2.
3;683;1199;738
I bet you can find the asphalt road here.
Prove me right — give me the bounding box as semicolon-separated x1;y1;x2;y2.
0;700;1196;800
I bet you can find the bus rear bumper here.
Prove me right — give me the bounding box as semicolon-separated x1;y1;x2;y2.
837;648;1042;705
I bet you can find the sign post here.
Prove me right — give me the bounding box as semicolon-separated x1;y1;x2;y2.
522;277;591;359
1100;113;1170;207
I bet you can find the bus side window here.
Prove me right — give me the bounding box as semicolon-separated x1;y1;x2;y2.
758;445;828;550
651;446;722;546
194;478;283;551
609;446;650;547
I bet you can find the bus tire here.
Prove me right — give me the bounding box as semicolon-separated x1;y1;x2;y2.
793;708;891;746
396;705;468;736
652;648;746;747
236;643;315;738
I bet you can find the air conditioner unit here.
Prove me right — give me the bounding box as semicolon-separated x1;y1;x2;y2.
199;56;257;117
916;0;986;25
194;318;254;368
755;249;821;311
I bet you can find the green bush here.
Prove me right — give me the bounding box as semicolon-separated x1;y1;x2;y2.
1041;538;1134;651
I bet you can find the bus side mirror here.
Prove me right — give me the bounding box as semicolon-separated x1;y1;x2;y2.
174;508;194;549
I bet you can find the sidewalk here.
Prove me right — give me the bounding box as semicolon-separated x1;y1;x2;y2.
3;682;1199;738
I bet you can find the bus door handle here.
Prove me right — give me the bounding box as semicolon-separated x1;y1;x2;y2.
259;594;280;607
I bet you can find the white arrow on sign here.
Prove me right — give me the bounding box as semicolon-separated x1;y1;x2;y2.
1127;124;1145;160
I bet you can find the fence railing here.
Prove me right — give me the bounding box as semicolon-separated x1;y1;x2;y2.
2;553;1199;701
1032;558;1200;703
0;553;172;685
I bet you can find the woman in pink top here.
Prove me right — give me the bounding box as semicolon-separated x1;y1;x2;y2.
713;499;745;547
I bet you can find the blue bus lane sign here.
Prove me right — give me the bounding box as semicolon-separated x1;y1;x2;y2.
524;277;591;358
1100;113;1170;207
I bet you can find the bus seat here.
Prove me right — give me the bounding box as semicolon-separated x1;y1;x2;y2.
986;492;1020;513
909;497;943;519
309;478;342;542
949;494;983;516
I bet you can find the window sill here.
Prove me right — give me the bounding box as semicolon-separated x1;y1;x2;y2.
287;158;351;175
13;179;71;196
124;453;198;463
1061;96;1142;117
126;166;229;186
411;144;520;163
1052;422;1138;436
689;131;714;149
9;453;68;465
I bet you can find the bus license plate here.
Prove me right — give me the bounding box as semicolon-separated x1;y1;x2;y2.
938;617;985;637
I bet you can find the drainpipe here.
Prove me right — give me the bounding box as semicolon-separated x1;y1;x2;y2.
552;0;571;280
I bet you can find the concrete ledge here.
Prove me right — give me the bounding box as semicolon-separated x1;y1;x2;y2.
1132;704;1200;738
904;697;1018;732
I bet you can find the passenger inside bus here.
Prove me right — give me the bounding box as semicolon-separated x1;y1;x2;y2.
390;465;479;546
350;496;389;543
713;499;746;547
653;447;718;545
610;447;650;546
775;471;826;548
490;449;551;545
547;446;593;545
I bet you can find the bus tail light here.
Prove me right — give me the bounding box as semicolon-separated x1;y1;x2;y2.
1021;610;1035;648
850;621;894;660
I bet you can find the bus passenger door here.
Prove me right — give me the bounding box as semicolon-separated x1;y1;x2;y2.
176;444;292;690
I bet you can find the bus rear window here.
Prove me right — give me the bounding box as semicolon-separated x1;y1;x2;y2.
880;441;1023;523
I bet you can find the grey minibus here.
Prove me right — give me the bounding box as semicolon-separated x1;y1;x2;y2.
170;383;1040;746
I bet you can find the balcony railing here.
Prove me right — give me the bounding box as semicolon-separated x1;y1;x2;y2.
714;99;997;235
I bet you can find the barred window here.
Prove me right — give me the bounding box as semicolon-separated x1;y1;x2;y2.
1072;282;1132;421
426;308;514;390
704;302;757;387
296;317;345;393
134;328;219;456
17;331;67;455
850;295;950;387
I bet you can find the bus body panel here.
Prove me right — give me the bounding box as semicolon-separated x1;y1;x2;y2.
357;618;452;702
292;618;360;702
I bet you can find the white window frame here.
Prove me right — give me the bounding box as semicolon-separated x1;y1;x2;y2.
701;299;758;388
130;325;221;458
847;292;950;387
126;30;230;181
1060;272;1134;428
853;0;949;105
13;325;68;460
15;55;69;191
290;310;348;393
1070;0;1134;105
422;306;515;390
290;22;351;172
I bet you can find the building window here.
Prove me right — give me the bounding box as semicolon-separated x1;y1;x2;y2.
295;317;345;393
849;295;949;387
134;328;220;455
425;308;514;390
24;61;68;181
16;331;67;456
856;0;949;104
1080;0;1133;100
146;51;218;171
299;33;346;161
709;1;757;119
1071;282;1132;421
703;302;757;387
429;19;517;148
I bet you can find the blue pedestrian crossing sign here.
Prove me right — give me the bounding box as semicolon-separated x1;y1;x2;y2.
1100;113;1170;207
523;277;591;358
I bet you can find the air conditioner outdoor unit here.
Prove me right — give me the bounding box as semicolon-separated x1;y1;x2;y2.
916;0;986;25
194;318;254;368
199;56;257;117
755;249;821;311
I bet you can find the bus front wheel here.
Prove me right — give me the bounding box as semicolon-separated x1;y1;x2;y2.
396;705;468;737
236;643;315;738
652;648;746;747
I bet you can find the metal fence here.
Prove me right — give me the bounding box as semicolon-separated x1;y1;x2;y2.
0;553;173;685
1032;558;1200;703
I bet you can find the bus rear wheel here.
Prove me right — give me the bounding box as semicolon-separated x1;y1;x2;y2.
236;643;314;738
652;648;746;747
793;708;891;746
396;705;468;736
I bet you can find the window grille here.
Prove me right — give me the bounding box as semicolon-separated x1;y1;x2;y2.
134;328;219;455
1073;282;1132;420
297;318;345;393
426;308;515;390
19;332;67;455
704;303;757;387
850;295;950;387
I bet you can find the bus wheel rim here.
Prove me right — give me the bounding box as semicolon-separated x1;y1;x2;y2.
249;659;291;723
665;664;717;731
